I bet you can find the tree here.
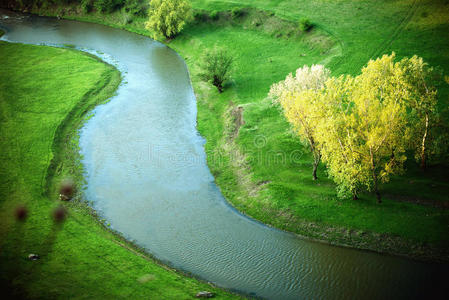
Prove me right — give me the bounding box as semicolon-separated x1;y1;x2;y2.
270;65;330;180
145;0;192;39
316;54;410;203
200;48;233;93
399;55;439;169
313;75;365;199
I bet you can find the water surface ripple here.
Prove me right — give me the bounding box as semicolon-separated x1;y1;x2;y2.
1;10;448;299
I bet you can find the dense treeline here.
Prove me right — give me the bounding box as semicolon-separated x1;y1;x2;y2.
2;0;148;16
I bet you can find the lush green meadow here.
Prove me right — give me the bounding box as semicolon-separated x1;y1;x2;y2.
175;0;449;260
0;42;239;299
3;0;449;260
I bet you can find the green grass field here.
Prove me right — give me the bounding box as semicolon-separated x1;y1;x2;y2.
174;0;449;258
4;0;449;259
0;42;239;299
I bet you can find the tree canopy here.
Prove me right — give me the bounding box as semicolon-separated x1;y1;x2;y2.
145;0;192;39
271;53;443;202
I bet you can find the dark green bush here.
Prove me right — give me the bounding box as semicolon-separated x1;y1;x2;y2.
231;7;244;19
200;47;233;93
124;0;147;17
209;10;219;20
81;0;93;13
93;0;123;13
299;17;312;32
193;10;208;22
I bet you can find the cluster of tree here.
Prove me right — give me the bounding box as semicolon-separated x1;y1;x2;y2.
5;0;148;16
270;53;445;202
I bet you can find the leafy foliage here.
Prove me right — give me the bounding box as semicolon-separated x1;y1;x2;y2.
124;0;147;17
271;54;443;202
318;55;411;202
81;0;93;13
231;7;244;19
199;47;233;93
399;55;441;168
145;0;192;39
93;0;123;13
209;10;219;20
299;18;312;32
270;65;330;180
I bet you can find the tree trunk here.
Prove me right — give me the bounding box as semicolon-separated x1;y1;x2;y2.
375;189;382;204
420;113;429;170
352;192;358;201
310;139;320;181
372;171;382;203
213;75;223;93
312;160;318;181
312;151;320;181
370;148;382;204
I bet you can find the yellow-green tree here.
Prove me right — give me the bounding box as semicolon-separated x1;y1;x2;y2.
399;55;439;169
317;54;410;203
270;65;330;180
145;0;192;39
314;75;365;199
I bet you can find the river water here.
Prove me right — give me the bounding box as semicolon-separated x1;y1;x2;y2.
1;10;447;299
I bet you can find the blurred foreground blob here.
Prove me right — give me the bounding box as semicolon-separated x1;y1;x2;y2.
59;179;75;201
15;205;28;222
52;205;67;223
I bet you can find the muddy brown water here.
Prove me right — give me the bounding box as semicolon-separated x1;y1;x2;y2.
1;10;448;299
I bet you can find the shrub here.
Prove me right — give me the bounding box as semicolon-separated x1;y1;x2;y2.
209;10;219;20
299;17;312;32
200;47;233;93
94;0;123;13
231;7;244;19
81;0;93;13
124;0;147;17
193;10;208;22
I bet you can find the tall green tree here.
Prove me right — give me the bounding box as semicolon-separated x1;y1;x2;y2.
145;0;192;39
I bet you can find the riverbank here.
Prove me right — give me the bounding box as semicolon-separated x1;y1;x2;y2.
3;0;449;262
0;41;240;299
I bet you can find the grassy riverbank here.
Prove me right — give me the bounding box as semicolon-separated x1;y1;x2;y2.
0;42;239;299
3;0;449;261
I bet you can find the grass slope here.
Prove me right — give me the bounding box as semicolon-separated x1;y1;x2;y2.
0;42;239;299
4;0;449;260
176;0;449;260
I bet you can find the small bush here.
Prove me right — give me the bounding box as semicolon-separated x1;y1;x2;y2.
193;10;208;22
200;47;233;93
124;0;147;17
231;7;244;19
299;17;312;32
209;10;219;20
94;0;123;13
81;0;93;13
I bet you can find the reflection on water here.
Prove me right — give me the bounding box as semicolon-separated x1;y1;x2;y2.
1;9;448;299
